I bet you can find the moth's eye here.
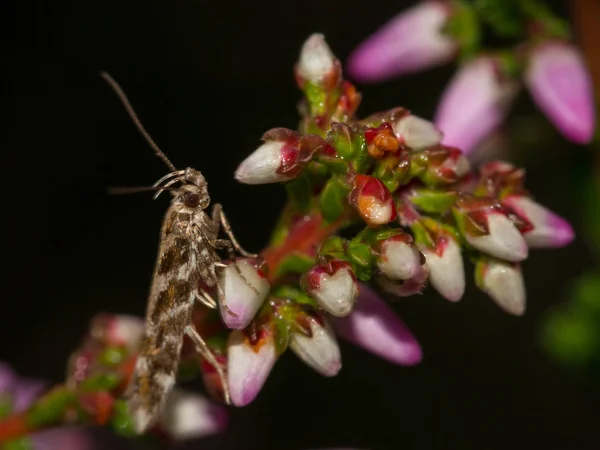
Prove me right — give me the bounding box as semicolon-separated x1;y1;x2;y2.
182;192;200;208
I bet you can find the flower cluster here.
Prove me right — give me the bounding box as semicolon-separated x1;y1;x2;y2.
229;33;574;403
347;0;596;152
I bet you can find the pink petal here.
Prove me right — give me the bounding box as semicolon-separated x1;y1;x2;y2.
347;1;456;82
331;284;422;366
525;41;596;144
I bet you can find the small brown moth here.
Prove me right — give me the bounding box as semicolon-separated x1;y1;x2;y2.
101;72;258;433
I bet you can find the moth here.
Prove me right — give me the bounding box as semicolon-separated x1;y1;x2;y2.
101;72;259;433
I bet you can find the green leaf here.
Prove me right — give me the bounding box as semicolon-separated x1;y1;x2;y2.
79;373;120;392
319;176;350;223
347;242;375;269
273;252;315;279
111;399;137;437
3;439;33;450
272;315;291;356
271;285;316;306
410;189;458;214
351;133;372;174
445;0;481;58
0;395;12;419
326;123;354;159
318;236;347;260
285;172;312;213
26;388;75;428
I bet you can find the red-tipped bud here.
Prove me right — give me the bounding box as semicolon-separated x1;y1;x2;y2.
419;234;465;302
364;122;401;158
295;33;342;89
418;145;471;186
303;259;359;317
375;233;424;281
392;113;443;150
475;259;526;316
349;175;397;227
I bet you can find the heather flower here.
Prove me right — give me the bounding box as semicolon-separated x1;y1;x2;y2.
475;259;526;316
289;313;342;377
218;258;270;329
296;33;341;88
435;56;519;154
347;0;457;82
392;113;444;151
227;328;277;406
303;259;359;317
375;233;424;281
525;41;596;144
349;175;397;227
332;284;422;366
418;233;465;302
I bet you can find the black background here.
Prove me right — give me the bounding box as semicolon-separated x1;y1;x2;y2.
4;0;599;449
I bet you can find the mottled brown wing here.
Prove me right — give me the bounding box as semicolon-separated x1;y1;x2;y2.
126;209;199;433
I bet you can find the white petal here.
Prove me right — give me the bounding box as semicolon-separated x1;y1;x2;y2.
482;261;526;316
378;240;421;280
394;114;443;150
298;33;336;84
218;260;270;329
467;213;528;262
312;269;358;317
421;238;465;302
290;317;341;376
235;141;289;184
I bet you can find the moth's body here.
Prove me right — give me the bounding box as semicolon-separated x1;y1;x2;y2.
126;169;240;433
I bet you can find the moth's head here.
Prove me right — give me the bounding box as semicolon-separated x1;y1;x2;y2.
175;168;210;209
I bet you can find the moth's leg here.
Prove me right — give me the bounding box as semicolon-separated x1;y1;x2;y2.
211;203;257;257
212;238;260;295
195;289;217;309
184;325;231;405
210;263;239;316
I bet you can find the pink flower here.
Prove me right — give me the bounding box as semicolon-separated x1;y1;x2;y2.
290;313;342;377
303;259;359;317
502;195;574;249
349;175;397;227
331;284;422;366
435;57;519;154
347;0;457;82
227;329;277;406
218;258;270;329
525;41;596;144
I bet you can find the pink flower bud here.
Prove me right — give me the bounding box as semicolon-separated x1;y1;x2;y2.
227;329;276;406
235;129;321;185
331;283;422;366
393;114;443;150
347;1;456;82
476;259;526;316
435;57;519;154
502;195;574;248
378;264;429;298
296;33;341;88
376;234;424;281
525;41;596;144
349;175;397;227
467;211;528;262
303;259;359;317
419;235;465;302
290;314;341;377
160;389;228;440
218;259;270;330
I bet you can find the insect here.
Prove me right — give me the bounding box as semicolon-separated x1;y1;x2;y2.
100;72;259;433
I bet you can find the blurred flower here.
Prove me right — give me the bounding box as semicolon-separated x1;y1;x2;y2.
290;313;342;377
475;259;526;316
377;265;430;298
347;0;456;82
161;388;228;440
331;284;422;365
349;175;397;227
435;56;519;154
303;259;359;317
502;195;574;248
227;329;277;406
218;258;270;329
525;41;596;144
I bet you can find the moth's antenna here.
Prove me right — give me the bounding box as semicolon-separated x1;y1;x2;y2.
100;71;177;172
107;185;178;196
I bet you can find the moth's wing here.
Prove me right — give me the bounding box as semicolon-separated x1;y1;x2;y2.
126;209;199;433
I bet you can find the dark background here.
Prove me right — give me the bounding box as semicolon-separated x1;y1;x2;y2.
5;0;599;449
